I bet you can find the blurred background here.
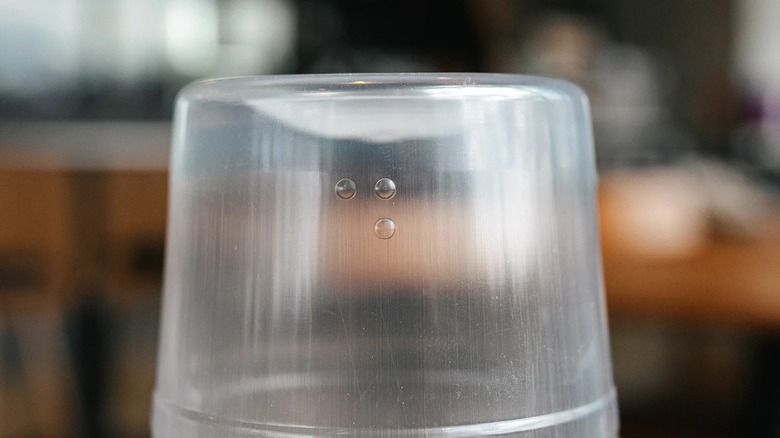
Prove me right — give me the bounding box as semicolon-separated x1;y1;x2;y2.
1;0;780;436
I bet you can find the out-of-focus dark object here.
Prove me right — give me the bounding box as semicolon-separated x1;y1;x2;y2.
65;291;111;438
0;252;44;294
519;12;694;169
297;0;481;73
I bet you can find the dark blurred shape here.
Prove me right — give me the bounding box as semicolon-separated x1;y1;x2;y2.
297;0;481;73
742;337;780;437
518;10;695;169
130;241;165;281
0;252;44;294
66;291;112;438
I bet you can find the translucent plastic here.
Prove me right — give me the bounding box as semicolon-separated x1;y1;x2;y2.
153;74;618;437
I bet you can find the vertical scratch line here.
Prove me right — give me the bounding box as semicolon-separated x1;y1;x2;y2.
336;297;360;395
380;301;406;420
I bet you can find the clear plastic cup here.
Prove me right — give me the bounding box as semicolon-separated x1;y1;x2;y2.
153;74;618;437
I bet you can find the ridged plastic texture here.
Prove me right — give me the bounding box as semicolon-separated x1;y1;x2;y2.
153;74;618;437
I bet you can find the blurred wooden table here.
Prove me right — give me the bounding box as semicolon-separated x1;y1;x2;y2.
604;231;780;329
600;182;780;330
598;173;780;435
601;200;780;436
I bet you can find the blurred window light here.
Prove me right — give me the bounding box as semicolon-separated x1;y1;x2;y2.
114;0;165;83
0;0;296;117
735;0;780;90
164;0;220;76
0;0;80;96
736;0;780;174
215;0;296;76
163;0;296;78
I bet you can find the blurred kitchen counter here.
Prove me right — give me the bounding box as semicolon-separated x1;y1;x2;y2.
604;226;780;328
600;169;780;330
0;121;170;171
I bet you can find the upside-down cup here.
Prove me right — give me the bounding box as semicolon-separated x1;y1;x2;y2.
153;74;618;437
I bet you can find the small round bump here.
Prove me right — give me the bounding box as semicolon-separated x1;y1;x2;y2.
374;218;396;239
374;178;396;199
335;178;356;199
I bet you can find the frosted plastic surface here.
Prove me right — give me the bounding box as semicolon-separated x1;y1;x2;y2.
153;74;618;437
